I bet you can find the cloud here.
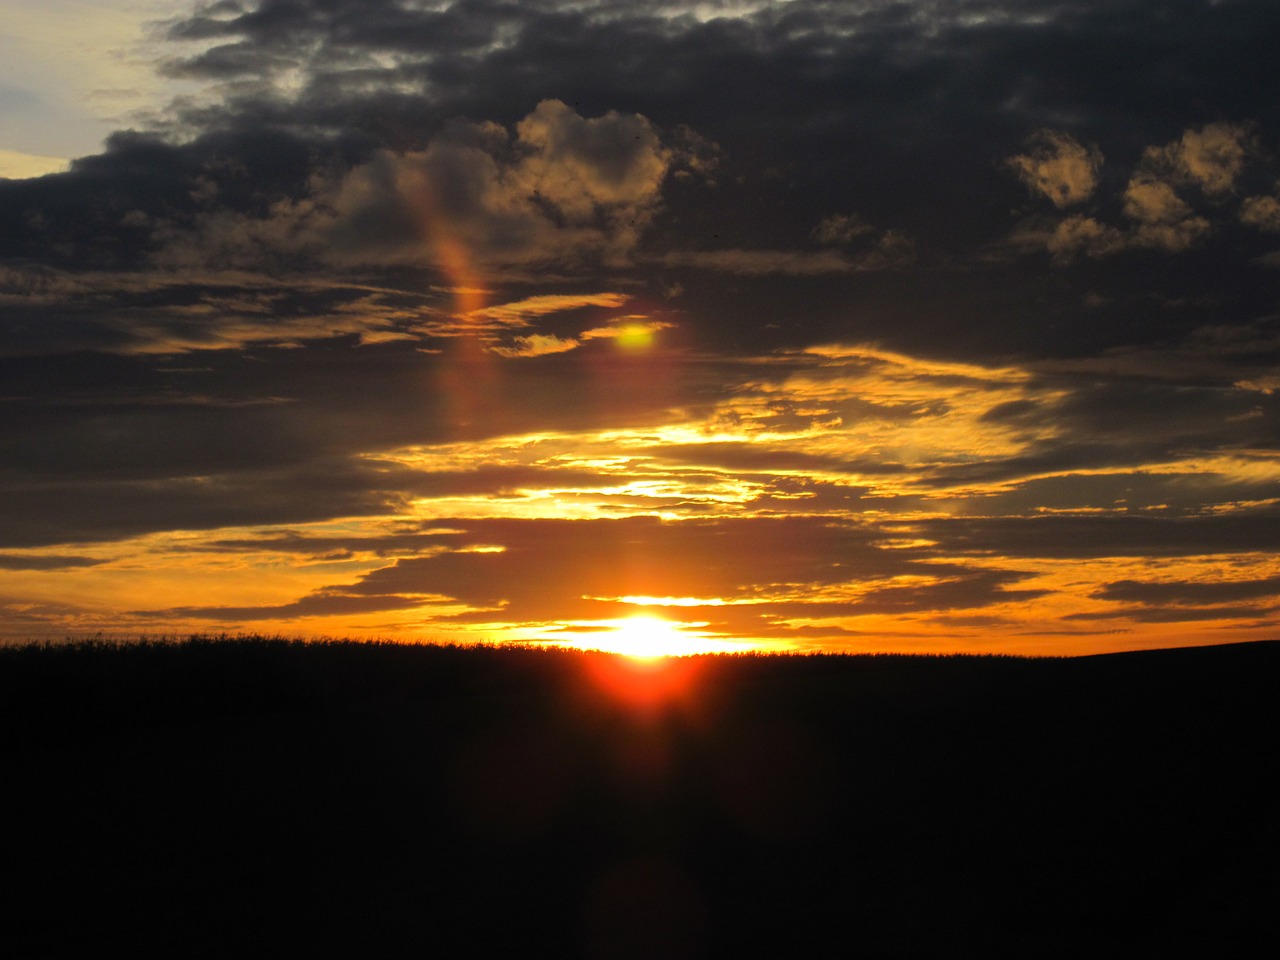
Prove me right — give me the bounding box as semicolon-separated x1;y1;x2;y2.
1044;216;1126;262
141;515;1042;628
1241;193;1280;231
514;99;671;217
488;334;581;358
658;233;914;275
1092;575;1280;607
324;99;677;270
0;554;108;571
464;293;630;326
1123;175;1193;225
0;459;414;549
1009;123;1264;259
147;100;685;275
1129;216;1213;253
658;249;859;275
1114;122;1254;251
1145;121;1254;195
1062;603;1276;625
580;319;674;342
812;213;875;245
1006;130;1103;208
0;265;455;356
900;514;1280;560
1121;166;1212;252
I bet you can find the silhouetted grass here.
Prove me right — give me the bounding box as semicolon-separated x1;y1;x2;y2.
3;636;1277;957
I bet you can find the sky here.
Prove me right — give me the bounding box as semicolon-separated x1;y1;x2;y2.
2;0;1279;655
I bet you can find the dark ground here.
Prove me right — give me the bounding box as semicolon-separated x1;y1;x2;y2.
2;638;1277;958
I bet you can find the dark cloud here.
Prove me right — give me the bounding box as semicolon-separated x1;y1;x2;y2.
1063;605;1277;625
141;515;1044;626
0;459;408;550
899;513;1280;559
1093;576;1280;607
0;555;108;571
3;1;1278;360
930;373;1280;494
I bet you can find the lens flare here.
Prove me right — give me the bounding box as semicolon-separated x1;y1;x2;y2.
614;323;656;351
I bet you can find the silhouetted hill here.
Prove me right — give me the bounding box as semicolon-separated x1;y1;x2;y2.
3;638;1277;958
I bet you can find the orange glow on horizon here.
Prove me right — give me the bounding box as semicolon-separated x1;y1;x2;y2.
574;627;709;715
605;615;693;659
548;615;764;659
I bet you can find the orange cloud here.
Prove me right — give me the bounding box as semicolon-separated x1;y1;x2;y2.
1006;130;1103;208
1241;194;1280;232
488;334;581;358
1147;121;1253;195
465;293;631;325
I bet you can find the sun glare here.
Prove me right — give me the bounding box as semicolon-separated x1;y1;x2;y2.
607;615;694;659
570;616;717;713
614;323;656;350
561;614;751;659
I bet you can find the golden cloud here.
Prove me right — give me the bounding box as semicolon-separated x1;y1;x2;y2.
1241;194;1280;232
1006;130;1103;208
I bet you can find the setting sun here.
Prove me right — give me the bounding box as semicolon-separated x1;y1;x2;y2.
553;615;753;659
602;615;703;659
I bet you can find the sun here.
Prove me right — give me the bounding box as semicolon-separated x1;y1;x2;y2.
543;614;763;659
603;615;690;659
614;323;656;351
574;614;740;660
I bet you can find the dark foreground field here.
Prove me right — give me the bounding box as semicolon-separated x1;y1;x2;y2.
3;638;1278;958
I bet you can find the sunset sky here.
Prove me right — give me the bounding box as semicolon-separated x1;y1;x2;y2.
2;0;1279;654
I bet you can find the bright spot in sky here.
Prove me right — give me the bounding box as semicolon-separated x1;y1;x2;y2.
614;324;655;351
569;615;751;659
607;615;693;659
536;615;778;662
